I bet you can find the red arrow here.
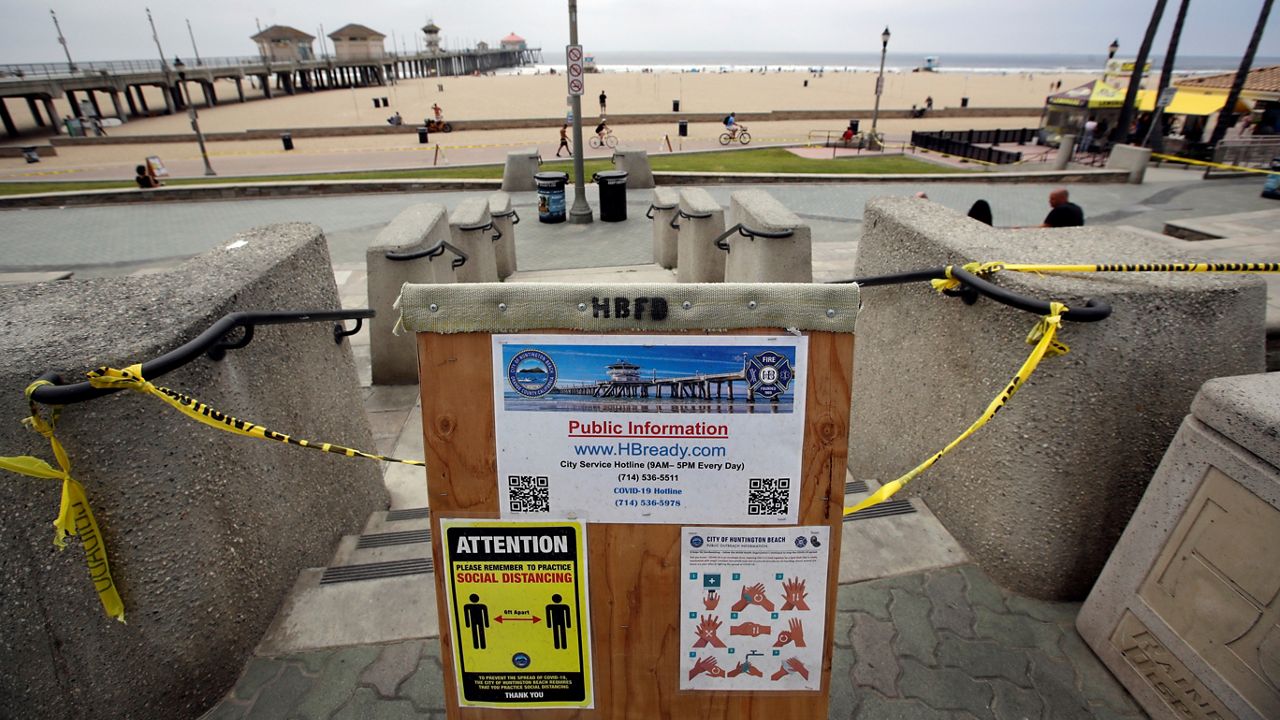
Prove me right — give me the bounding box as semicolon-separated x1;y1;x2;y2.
495;615;542;624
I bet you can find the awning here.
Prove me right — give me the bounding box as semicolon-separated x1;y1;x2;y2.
1136;89;1251;115
1046;80;1126;109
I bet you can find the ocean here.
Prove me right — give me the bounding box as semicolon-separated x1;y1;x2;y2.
510;50;1278;76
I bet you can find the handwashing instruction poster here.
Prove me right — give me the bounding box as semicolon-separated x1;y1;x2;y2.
680;526;830;691
492;333;808;524
441;518;593;709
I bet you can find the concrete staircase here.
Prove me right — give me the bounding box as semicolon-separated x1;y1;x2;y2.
256;508;438;656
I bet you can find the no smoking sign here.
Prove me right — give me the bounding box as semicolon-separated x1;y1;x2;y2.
565;44;585;96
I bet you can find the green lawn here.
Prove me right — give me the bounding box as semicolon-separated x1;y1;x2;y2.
0;148;964;197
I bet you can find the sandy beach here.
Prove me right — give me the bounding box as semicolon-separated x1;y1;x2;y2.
6;69;1103;137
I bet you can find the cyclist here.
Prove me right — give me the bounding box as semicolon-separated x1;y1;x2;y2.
723;111;738;138
595;118;609;143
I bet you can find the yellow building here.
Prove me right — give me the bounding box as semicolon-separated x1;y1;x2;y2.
1176;65;1280;134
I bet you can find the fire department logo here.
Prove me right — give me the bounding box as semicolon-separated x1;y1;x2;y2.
745;351;794;399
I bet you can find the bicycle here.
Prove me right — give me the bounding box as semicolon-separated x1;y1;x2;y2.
719;125;751;145
589;129;618;149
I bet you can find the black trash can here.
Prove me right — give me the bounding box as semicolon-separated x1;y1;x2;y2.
21;146;39;164
960;97;969;108
417;126;429;144
678;120;688;137
281;133;294;151
672;99;680;112
1263;157;1280;200
848;119;860;134
535;171;569;223
594;170;629;223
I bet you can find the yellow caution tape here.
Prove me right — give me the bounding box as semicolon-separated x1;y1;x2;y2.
86;364;425;467
0;381;125;622
973;261;1280;276
1151;153;1276;175
844;302;1068;517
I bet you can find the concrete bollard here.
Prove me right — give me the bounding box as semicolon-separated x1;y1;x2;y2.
675;188;725;283
1105;143;1153;184
847;197;1265;600
649;187;680;269
367;203;455;385
1077;372;1280;720
449;197;500;283
612;149;655;188
500;147;541;192
1053;134;1075;170
723;189;812;283
489;191;518;279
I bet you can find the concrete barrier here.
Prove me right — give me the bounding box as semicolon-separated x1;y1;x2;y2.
500;147;541;192
1105;143;1153;184
367;203;455;385
723;189;812;283
613;149;655;189
449;197;499;283
1077;372;1280;720
489;191;518;279
847;197;1265;600
676;188;726;283
0;223;388;718
650;188;680;269
1054;134;1075;170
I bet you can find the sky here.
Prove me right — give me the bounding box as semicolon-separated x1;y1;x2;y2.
1;0;1277;64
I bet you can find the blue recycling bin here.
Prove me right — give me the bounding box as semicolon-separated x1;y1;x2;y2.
535;171;568;223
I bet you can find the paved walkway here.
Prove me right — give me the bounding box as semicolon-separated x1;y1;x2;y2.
200;565;1143;719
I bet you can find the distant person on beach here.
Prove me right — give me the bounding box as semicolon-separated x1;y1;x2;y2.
432;103;444;122
599;91;607;114
1040;188;1084;228
557;123;572;157
387;111;403;126
925;96;934;111
967;199;993;225
135;164;159;189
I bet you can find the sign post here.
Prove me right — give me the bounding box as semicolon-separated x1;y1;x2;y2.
405;282;857;719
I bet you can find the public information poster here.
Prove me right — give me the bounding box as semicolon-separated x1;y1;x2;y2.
492;334;809;524
680;526;831;692
441;519;594;709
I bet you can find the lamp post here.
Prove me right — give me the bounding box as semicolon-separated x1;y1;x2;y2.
174;58;217;176
870;26;890;150
50;10;76;73
567;0;593;224
186;19;203;66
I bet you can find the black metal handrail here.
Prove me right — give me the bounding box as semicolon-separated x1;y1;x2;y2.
713;223;796;252
385;240;469;269
491;208;520;224
29;309;376;405
491;224;503;243
829;266;1111;323
670;208;714;229
646;202;678;219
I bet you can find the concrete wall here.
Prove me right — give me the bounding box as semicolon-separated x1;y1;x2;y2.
1105;144;1152;184
848;197;1266;600
724;189;811;282
1077;372;1280;720
0;223;388;718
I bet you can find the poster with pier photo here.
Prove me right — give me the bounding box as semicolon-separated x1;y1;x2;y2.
491;334;808;524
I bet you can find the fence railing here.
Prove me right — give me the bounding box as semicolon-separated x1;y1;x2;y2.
1208;137;1280;176
910;129;1032;164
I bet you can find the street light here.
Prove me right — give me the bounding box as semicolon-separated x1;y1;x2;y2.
174;58;217;176
567;0;592;224
869;26;890;150
50;10;76;73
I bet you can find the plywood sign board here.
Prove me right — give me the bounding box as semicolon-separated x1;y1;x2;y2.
405;282;857;719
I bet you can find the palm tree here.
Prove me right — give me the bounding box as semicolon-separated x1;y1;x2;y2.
1148;0;1192;151
1208;0;1274;147
1114;0;1169;147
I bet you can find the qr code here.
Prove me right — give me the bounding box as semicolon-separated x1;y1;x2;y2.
509;476;550;512
747;478;791;516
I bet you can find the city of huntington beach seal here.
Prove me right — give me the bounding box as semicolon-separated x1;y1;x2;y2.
745;351;794;399
508;349;558;397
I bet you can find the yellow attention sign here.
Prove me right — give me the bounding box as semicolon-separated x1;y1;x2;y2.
441;519;593;708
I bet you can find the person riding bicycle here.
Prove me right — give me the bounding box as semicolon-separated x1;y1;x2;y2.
723;112;738;138
595;118;609;143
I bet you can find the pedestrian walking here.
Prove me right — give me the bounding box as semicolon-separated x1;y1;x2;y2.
556;123;572;157
599;90;607;115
